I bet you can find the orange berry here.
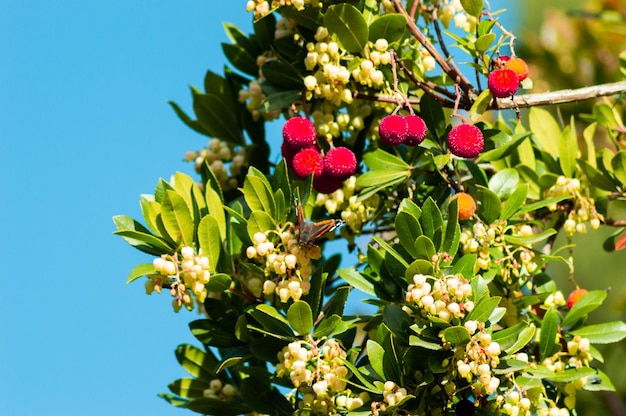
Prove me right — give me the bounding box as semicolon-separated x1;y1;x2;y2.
503;57;529;81
451;192;476;220
567;288;588;309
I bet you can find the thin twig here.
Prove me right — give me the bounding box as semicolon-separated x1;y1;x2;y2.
391;0;476;98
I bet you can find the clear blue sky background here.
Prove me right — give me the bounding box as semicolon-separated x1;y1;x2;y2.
9;2;613;416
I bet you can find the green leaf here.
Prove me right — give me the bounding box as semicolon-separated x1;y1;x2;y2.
529;107;560;156
443;326;471;345
466;296;502;323
460;0;484;18
278;5;323;30
612;150;626;185
198;215;221;273
126;263;155;284
243;171;276;215
247;211;276;238
442;198;460;255
414;235;436;260
187;398;252;416
373;236;410;268
324;4;368;53
168;101;209;136
113;215;175;256
504;229;557;246
506;326;536;355
395;212;422;259
287;301;313;335
168;377;212;399
570;321;626;344
452;254;476;279
368;13;406;43
356;170;408;188
559;116;578;177
562;290;607;328
420;197;444;246
539;307;560;360
489;168;519;199
205;273;232;292
192;87;243;145
189;319;243;348
474;185;501;224
366;339;386;379
584;370;616;392
221;42;257;76
469;89;492;122
337;267;376;296
161;190;194;246
248;304;295;339
261;90;302;113
261;60;303;89
474;32;495;52
500;184;528;220
420;94;446;141
579;159;620;191
405;259;434;279
175;344;216;378
205;186;226;240
363;148;410;170
312;315;342;338
515;195;570;216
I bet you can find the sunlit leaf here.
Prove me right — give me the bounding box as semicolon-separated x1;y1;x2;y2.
324;4;368;53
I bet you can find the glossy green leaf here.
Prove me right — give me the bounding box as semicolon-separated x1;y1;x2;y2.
356;170;408;188
420;197;444;246
612;150;626;185
395;211;422;259
363;148;410;170
452;254;476;279
261;60;303;89
223;22;262;57
460;0;484;18
175;344;216;378
539;307;560;360
168;100;209;136
187;398;252;416
474;32;495;52
113;215;175;255
443;326;471;345
558;117;578;177
504;229;556;246
474;185;501;224
287;301;313;335
515;195;570;216
491;321;533;353
366;339;386;379
420;94;446;141
324;4;368;53
405;259;435;280
249;304;294;338
489;168;519;199
414;235;436;260
198;215;221;273
570;321;626;344
261;90;302;113
469;89;492;123
205;186;226;240
222;42;257;76
192;88;243;146
126;263;155;284
500;183;528;220
312;315;342;338
529;107;560;156
190;319;243;348
578;159;620;192
373;236;410;268
243;172;275;215
278;4;323;30
247;211;276;239
584;370;616;392
442;198;460;255
205;273;232;292
368;13;406;43
337;267;376;296
161;190;194;246
466;296;501;323
562;290;607;328
168;377;212;399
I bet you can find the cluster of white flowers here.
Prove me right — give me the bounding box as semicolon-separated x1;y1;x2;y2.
545;176;603;236
245;0;321;19
184;138;246;191
147;246;212;312
246;230;319;303
202;378;239;401
276;339;368;415
439;0;478;33
455;329;502;396
406;273;474;323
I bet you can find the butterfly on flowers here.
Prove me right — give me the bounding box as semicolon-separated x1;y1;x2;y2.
295;199;344;246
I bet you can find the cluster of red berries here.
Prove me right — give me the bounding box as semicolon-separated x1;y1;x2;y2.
281;116;357;194
378;114;428;146
487;56;529;98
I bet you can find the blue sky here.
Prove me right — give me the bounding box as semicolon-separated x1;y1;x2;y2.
0;2;575;416
1;2;257;415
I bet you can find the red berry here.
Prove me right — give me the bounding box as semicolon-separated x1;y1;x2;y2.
487;69;519;98
567;288;588;309
292;147;324;179
323;147;357;180
447;124;484;158
283;117;317;149
281;140;298;168
403;115;427;146
313;171;344;194
378;115;408;146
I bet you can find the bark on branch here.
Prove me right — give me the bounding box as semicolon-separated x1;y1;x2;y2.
492;81;626;109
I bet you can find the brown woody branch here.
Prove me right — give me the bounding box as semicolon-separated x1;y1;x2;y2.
492;81;626;109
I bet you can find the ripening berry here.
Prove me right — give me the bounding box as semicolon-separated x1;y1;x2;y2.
313;171;344;194
447;124;484;158
487;69;519;98
378;115;408;145
292;147;324;179
403;115;428;146
282;116;317;149
567;288;588;309
504;57;529;81
451;192;476;220
323;146;357;179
